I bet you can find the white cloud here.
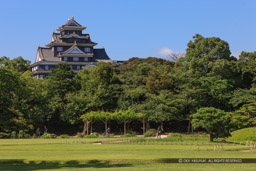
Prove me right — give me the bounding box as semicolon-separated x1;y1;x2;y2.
231;51;241;59
158;47;173;56
157;48;185;61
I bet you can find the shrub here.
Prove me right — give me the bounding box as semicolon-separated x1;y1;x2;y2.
144;129;156;137
169;133;182;137
41;133;57;139
85;133;99;138
78;134;84;138
109;133;115;138
11;131;17;139
167;133;183;141
121;131;137;137
226;127;256;142
59;134;70;138
18;130;25;139
32;134;36;138
0;132;10;138
24;134;30;138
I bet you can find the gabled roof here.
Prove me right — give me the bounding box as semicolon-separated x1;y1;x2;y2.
62;43;85;55
56;17;86;31
63;18;82;27
36;47;60;62
51;33;61;43
93;48;111;60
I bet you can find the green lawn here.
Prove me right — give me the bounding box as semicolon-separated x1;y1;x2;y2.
0;138;256;170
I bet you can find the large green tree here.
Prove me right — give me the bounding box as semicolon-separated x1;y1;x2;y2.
0;68;28;137
192;107;230;142
47;63;75;124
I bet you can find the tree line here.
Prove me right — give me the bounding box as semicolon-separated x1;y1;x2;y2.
1;34;256;140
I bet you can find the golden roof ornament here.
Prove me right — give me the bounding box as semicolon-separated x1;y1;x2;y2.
102;46;105;49
87;31;89;34
73;31;76;34
68;17;70;20
72;16;74;20
74;40;77;46
58;52;61;56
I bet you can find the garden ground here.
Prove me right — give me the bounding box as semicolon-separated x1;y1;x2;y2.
0;136;256;171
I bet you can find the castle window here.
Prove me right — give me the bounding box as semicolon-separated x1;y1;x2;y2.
84;48;90;52
73;57;79;61
84;57;88;61
57;47;63;51
63;57;67;61
77;65;81;70
45;65;49;70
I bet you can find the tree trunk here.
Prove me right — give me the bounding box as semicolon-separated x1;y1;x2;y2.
161;122;163;131
127;122;130;132
210;134;214;142
105;120;108;132
187;119;191;134
146;121;150;131
90;120;93;134
191;123;193;133
124;120;127;134
86;118;89;135
143;118;145;135
82;119;87;135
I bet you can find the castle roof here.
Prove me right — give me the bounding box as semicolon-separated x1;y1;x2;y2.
36;47;59;62
58;42;94;57
56;17;86;31
46;32;97;47
93;48;111;60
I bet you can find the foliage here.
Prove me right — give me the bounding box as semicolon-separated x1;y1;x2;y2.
226;127;256;142
121;131;137;137
41;133;57;139
229;103;256;130
144;129;156;137
192;107;230;141
169;133;182;137
47;63;75;124
85;133;99;138
78;134;84;138
0;56;31;73
59;134;70;138
11;131;17;139
2;34;256;137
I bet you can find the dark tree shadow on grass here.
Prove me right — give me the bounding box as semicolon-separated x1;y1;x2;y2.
0;159;133;170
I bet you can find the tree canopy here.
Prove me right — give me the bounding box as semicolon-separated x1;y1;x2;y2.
1;34;256;138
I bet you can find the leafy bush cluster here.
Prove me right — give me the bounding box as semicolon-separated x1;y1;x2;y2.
226;127;256;142
59;134;70;138
144;129;156;137
41;133;57;139
85;133;99;138
121;131;136;137
10;130;30;139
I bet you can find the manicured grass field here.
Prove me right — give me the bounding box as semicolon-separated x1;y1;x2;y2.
0;137;256;170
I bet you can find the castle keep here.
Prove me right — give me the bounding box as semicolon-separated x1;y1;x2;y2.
31;17;114;78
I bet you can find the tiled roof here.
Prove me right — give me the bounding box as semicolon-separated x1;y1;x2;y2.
93;48;111;60
56;18;86;31
39;47;60;62
63;19;82;27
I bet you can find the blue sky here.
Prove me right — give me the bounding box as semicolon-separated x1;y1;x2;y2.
1;0;256;62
